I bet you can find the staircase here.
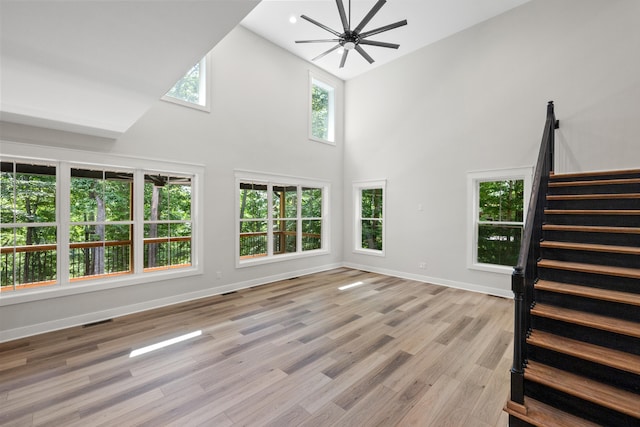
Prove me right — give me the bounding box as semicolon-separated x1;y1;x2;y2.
506;169;640;426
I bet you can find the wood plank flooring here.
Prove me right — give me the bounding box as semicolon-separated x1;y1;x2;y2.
0;268;513;427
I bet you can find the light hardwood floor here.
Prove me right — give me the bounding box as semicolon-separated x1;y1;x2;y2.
0;268;513;426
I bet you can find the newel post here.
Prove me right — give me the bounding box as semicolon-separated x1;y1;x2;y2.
510;268;526;404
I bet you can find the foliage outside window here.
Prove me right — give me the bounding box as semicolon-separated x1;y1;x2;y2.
354;180;385;255
237;173;327;266
310;76;335;144
0;158;197;294
468;168;530;273
1;161;57;290
163;56;209;111
70;168;134;280
143;174;192;271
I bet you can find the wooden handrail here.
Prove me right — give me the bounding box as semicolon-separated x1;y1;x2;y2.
510;101;559;405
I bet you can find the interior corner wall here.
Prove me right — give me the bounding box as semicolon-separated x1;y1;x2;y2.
343;0;640;295
0;26;345;341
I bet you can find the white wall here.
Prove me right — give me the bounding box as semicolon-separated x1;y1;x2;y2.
0;26;345;341
2;0;640;340
343;0;640;295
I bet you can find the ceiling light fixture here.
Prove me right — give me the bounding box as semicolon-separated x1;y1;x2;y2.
295;0;407;68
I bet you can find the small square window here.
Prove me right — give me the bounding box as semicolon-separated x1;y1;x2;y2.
468;168;531;274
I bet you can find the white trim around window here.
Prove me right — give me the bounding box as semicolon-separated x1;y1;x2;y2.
353;179;386;257
467;167;532;274
0;141;204;306
308;71;339;146
162;54;211;112
235;170;330;268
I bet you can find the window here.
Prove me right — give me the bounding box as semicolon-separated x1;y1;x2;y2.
468;168;531;273
0;151;201;297
1;161;57;291
237;171;328;266
69;168;134;280
309;74;335;144
144;174;192;271
162;56;209;111
354;180;386;256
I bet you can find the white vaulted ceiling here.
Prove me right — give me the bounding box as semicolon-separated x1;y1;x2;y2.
0;0;260;138
0;0;531;139
241;0;532;81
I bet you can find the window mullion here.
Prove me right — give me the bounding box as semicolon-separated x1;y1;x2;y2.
58;162;70;286
133;170;145;274
297;186;302;253
267;183;273;257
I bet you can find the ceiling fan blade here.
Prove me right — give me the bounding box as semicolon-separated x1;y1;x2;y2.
359;40;400;49
312;44;342;62
300;15;342;37
336;0;349;32
354;0;386;34
359;19;407;39
296;39;341;44
339;48;349;68
355;45;375;64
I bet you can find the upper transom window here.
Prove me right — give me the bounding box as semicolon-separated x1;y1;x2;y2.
309;74;336;144
163;56;209;111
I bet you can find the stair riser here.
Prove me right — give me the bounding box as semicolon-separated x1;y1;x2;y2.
508;415;535;427
548;183;640;195
545;213;640;227
528;346;640;394
531;316;640;356
540;248;640;269
546;198;640;210
550;172;640;182
542;230;640;246
534;290;640;323
524;381;638;427
537;267;640;294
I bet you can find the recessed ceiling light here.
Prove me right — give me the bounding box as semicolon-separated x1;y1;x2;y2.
289;15;297;24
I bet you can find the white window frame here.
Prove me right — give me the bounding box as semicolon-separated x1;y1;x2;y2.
467;167;532;274
308;71;336;145
235;170;330;268
162;54;211;112
354;179;386;256
0;142;204;306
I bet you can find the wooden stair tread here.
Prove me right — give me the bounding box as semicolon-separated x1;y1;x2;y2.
551;169;640;180
542;224;640;234
538;259;640;279
535;280;640;307
545;209;640;215
505;397;602;427
527;330;640;375
547;193;640;200
548;177;640;187
525;360;640;418
540;240;640;255
531;303;640;338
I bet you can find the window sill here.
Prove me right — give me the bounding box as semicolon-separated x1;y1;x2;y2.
0;266;202;307
237;249;329;268
308;136;336;146
161;95;210;112
468;262;514;275
353;248;385;257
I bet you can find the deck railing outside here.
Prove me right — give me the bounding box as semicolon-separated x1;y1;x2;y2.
1;237;191;291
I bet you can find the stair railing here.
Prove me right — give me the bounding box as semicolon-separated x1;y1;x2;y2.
510;101;559;405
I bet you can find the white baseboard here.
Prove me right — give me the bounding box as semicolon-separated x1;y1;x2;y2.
0;263;342;343
342;262;514;299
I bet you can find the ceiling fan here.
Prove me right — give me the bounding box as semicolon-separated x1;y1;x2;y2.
295;0;408;68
